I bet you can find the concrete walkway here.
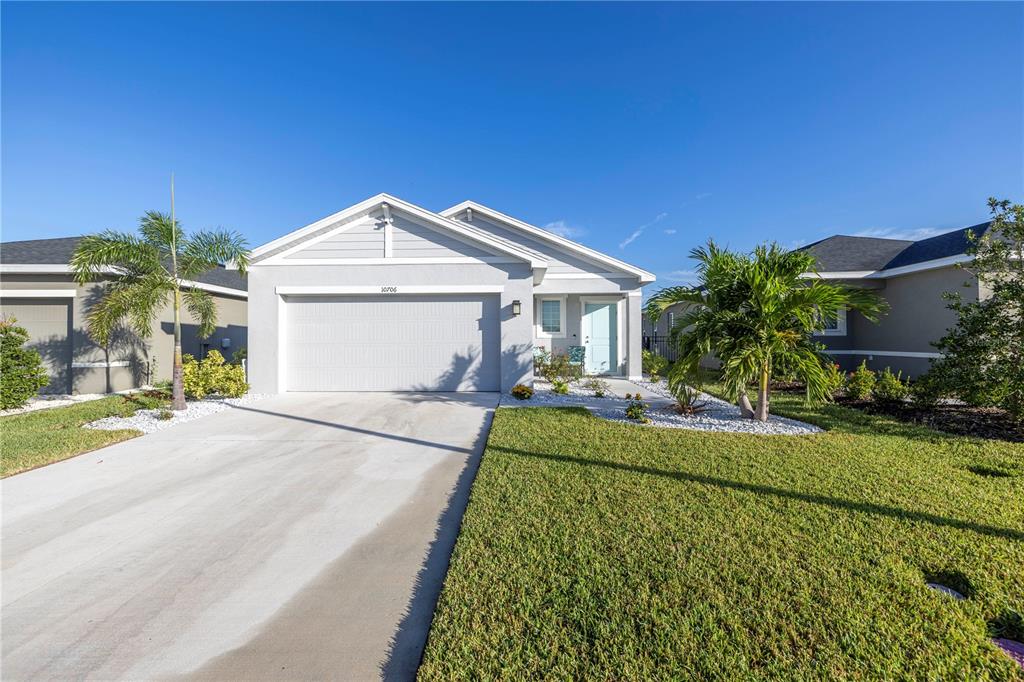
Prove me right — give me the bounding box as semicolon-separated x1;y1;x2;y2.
2;392;498;681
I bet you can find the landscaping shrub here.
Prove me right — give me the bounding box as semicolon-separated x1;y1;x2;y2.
230;346;247;365
182;350;248;399
843;361;876;401
624;396;651;423
872;367;908;405
823;362;844;398
583;378;611;397
510;384;534;400
533;347;551;376
551;380;570;395
541;353;581;384
642;349;668;378
909;375;944;409
0;317;50;409
156;409;174;421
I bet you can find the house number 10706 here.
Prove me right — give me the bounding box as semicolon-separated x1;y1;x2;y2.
380;286;398;293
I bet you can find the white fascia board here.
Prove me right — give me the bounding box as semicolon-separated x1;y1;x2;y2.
249;193;389;260
0;265;246;298
252;256;520;267
276;284;505;295
441;200;657;284
252;193;546;271
800;271;876;280
0;288;77;298
824;349;942;359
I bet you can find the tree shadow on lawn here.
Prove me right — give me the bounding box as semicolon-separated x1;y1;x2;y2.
491;445;1024;543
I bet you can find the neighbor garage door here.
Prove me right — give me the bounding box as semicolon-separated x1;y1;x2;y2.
284;294;500;391
0;299;72;394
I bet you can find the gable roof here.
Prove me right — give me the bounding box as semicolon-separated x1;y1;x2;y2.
249;193;547;270
441;200;656;283
0;236;247;294
799;235;913;273
799;221;992;278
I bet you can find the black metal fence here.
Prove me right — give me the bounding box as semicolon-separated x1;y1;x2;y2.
642;334;677;362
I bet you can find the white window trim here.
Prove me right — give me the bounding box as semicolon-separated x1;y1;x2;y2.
815;307;847;336
536;295;567;338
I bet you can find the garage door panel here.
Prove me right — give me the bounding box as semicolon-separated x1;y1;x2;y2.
285;295;500;391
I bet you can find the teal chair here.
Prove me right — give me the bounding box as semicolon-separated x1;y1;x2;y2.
568;345;586;374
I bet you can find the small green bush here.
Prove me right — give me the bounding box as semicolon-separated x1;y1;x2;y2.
625;397;651;423
182;350;248;399
230;346;247;365
583;378;611;398
909;374;944;409
511;384;534;400
552;380;570;395
542;353;581;384
844;361;876;401
156;409;174;421
823;363;844;398
872;368;908;405
0;317;50;409
642;349;668;377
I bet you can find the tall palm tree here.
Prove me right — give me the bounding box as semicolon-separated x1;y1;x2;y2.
646;241;887;421
71;209;249;410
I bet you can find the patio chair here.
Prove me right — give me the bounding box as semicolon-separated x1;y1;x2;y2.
567;345;586;374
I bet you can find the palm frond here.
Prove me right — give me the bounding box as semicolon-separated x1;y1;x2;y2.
84;279;170;345
183;288;217;339
70;231;164;284
180;229;251;278
139;211;183;255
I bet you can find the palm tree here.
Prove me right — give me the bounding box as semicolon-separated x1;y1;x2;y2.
71;207;249;410
646;241;887;421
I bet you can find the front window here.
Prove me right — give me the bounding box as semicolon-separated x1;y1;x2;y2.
541;299;561;333
815;307;847;336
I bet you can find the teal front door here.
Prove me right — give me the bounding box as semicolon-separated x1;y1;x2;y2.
583;302;618;374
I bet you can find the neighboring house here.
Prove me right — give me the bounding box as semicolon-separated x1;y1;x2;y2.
244;193;654;393
642;222;990;378
0;237;248;394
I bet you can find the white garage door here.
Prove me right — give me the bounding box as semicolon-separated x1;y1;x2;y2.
284;295;501;391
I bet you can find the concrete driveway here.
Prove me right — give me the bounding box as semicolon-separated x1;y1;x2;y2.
2;392;498;681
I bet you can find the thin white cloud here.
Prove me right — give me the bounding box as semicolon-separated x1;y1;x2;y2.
664;269;699;283
852;226;947;241
619;212;668;249
663;228;677;235
542;220;586;239
695;192;712;200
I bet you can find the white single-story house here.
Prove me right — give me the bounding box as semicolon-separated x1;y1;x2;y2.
243;193;654;392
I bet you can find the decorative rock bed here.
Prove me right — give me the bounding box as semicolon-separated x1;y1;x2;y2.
502;378;822;436
85;393;271;434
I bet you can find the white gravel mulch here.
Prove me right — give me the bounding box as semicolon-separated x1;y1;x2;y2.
502;377;822;435
85;393;271;433
1;393;112;416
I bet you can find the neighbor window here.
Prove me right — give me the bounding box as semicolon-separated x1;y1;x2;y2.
538;298;565;337
667;311;675;332
815;307;847;336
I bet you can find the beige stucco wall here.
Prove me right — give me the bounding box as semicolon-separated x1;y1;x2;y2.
0;274;247;394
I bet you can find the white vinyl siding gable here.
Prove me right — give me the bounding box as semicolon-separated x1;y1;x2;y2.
389;215;494;259
465;214;609;276
285;216;383;259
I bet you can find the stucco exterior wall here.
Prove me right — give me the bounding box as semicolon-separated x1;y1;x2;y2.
0;273;247;394
817;266;977;377
246;262;535;393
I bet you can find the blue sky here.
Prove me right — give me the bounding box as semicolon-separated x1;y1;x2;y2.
3;2;1021;287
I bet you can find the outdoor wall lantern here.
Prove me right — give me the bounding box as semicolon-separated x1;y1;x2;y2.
512;300;522;316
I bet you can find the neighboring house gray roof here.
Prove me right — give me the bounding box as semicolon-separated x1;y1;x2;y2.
799;221;992;273
0;236;247;292
799;235;913;271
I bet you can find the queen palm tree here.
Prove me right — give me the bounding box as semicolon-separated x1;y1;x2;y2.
646;241;887;421
71;204;249;410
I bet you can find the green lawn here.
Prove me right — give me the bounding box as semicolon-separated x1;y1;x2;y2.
420;395;1024;679
1;396;155;477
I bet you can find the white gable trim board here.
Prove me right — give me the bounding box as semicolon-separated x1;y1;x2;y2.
246;193;652;393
